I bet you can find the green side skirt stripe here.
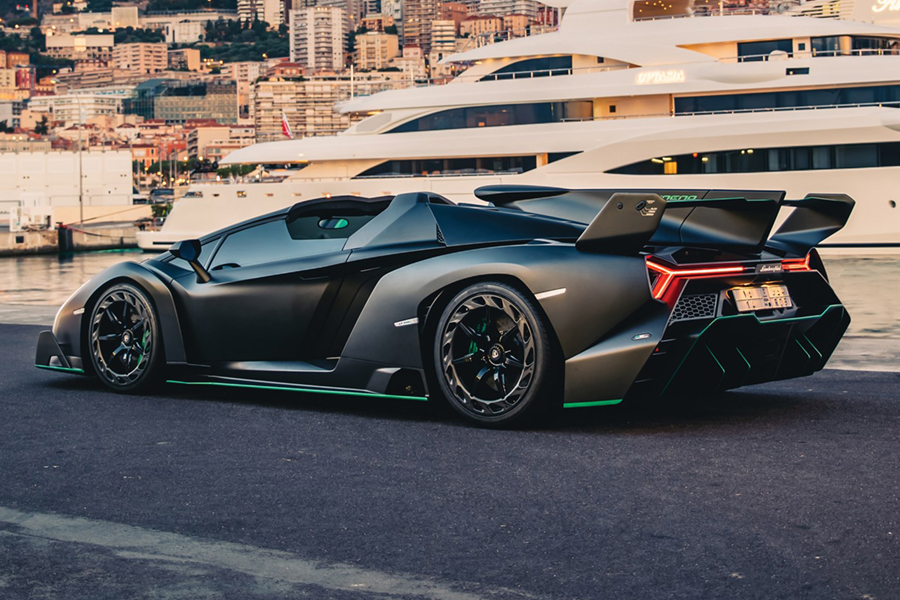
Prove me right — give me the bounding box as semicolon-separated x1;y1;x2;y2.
35;364;85;374
563;399;623;409
166;379;429;402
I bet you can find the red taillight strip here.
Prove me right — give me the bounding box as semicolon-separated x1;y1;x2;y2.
783;254;811;271
646;260;747;300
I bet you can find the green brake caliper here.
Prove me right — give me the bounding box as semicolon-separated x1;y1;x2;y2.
468;317;488;355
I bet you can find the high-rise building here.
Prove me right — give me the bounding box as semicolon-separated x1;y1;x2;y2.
225;61;267;121
355;31;399;71
252;72;404;141
238;0;284;26
477;0;540;19
400;0;438;53
288;7;346;71
430;19;456;53
112;43;168;74
363;0;381;16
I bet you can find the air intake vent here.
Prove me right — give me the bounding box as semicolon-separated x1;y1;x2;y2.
671;293;717;322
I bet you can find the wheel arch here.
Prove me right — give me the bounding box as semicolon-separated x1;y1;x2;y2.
56;262;187;372
416;274;565;378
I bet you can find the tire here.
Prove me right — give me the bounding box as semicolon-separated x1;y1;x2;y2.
87;283;164;393
432;282;557;427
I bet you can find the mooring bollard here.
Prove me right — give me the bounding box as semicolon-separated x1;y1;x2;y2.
57;224;74;253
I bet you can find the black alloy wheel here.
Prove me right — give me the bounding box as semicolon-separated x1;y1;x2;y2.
434;282;555;426
88;283;162;392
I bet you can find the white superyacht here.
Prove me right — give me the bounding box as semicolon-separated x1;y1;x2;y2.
138;0;900;252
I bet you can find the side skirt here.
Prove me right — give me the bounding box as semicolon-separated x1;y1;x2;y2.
166;378;428;402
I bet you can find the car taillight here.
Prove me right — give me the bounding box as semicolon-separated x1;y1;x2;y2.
782;254;812;271
646;259;746;301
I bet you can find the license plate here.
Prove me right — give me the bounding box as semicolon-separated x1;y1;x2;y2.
732;285;792;312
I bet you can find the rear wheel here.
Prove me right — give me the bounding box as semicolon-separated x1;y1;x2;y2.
88;283;163;393
433;282;556;427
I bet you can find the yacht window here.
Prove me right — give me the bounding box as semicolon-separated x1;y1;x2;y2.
812;36;842;56
851;37;900;55
354;155;538;178
737;39;793;62
548;151;581;164
607;141;900;175
675;84;900;114
479;56;573;81
388;101;593;133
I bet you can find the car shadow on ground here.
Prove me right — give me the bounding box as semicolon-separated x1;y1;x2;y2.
43;375;826;434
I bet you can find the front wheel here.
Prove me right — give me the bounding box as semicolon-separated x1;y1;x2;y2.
432;282;557;427
87;283;163;393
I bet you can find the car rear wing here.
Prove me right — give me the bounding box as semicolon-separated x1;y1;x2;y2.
766;194;856;257
474;185;854;257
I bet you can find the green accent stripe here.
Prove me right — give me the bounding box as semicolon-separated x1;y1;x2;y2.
563;399;623;409
166;380;428;402
35;364;84;374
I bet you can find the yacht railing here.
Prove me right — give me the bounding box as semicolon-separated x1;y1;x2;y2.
679;100;900;116
560;100;900;122
633;7;770;20
720;48;900;63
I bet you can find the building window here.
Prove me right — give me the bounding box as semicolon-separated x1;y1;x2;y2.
387;101;593;133
607;141;900;175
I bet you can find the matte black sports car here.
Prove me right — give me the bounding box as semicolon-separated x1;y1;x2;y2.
37;186;853;426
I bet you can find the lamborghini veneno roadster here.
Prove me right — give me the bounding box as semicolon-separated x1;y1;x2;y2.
36;186;853;426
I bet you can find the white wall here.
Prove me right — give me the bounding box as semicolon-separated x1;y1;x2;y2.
0;150;133;208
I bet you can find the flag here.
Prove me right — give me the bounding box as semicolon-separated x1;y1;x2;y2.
282;111;293;139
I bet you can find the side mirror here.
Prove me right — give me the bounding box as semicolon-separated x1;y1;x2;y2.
170;239;211;283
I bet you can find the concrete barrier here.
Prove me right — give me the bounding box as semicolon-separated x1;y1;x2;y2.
0;225;140;256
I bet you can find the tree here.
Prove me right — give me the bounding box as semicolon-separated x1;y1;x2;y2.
384;25;398;35
0;120;14;133
34;115;49;135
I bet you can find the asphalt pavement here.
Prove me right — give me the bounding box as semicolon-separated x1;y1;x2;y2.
1;323;899;600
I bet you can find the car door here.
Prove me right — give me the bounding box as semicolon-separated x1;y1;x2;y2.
173;217;350;364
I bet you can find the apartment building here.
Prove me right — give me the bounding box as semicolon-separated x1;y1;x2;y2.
477;0;541;19
28;93;122;125
430;19;456;53
187;124;256;160
0;69;15;101
459;14;502;37
44;34;115;63
288;7;346;71
400;0;438;53
168;48;202;71
238;0;284;26
112;43;168;74
253;72;404;141
355;31;399;71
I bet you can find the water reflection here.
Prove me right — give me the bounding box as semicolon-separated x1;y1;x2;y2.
0;251;896;337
